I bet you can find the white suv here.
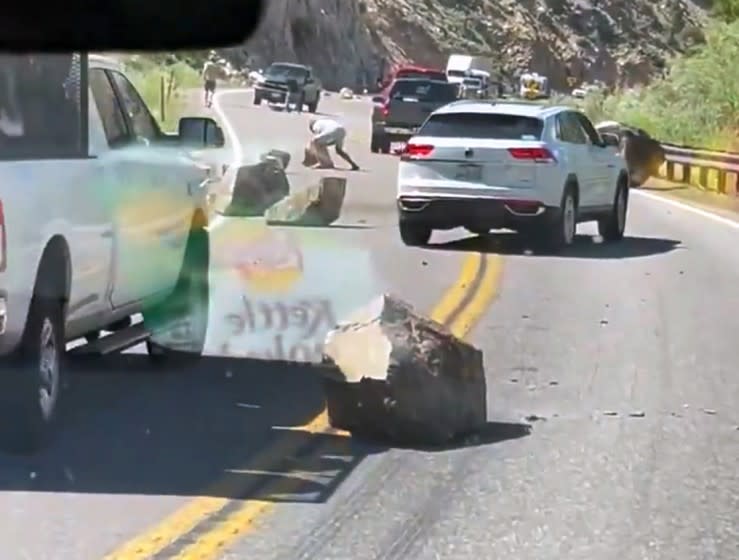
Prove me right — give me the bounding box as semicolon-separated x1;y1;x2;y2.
396;100;629;251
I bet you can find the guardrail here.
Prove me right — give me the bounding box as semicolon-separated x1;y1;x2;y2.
658;142;739;196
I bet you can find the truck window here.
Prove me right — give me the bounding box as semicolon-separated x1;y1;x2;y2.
0;54;84;160
89;68;128;148
390;81;458;103
418;113;544;140
108;71;160;142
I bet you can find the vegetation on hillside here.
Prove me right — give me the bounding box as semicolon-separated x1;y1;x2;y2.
578;16;739;150
122;54;203;131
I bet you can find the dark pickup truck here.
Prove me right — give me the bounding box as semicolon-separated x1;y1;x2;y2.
253;62;322;113
370;78;459;153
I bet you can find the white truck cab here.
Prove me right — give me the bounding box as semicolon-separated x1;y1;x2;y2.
0;53;224;454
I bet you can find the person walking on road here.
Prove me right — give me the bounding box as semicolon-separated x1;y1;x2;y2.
308;117;360;171
202;52;223;108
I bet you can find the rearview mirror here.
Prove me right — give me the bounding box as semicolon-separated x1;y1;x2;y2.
371;96;385;104
601;133;620;147
178;117;225;148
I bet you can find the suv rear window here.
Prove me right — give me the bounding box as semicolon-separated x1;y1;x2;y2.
389;80;458;103
418;112;544;140
396;70;447;82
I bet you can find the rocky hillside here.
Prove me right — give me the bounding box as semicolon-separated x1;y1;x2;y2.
223;0;712;92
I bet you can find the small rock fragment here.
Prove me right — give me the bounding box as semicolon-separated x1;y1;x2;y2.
702;408;717;415
602;410;619;417
629;410;645;418
525;414;546;422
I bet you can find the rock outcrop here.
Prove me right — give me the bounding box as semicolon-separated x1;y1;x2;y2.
222;0;710;92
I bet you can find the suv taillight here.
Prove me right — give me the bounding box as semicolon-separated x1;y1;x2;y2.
401;143;434;160
508;147;556;163
0;200;6;272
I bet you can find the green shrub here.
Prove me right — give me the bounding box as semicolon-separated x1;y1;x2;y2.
579;19;739;150
123;55;201;132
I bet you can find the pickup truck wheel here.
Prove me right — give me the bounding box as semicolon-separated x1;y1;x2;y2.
144;227;210;368
253;93;262;106
0;295;64;455
399;222;432;246
598;178;628;242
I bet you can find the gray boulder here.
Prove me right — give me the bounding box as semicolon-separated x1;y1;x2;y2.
264;177;346;226
321;294;487;446
260;149;291;170
594;121;665;187
222;158;290;217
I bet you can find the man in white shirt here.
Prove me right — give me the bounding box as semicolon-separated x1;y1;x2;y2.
201;52;224;108
308;118;360;170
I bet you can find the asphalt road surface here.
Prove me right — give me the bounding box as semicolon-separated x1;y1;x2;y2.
1;90;736;560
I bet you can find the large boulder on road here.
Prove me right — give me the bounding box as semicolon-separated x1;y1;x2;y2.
260;149;291;170
222;158;290;217
622;129;666;187
321;294;487;446
265;177;346;226
595;121;666;187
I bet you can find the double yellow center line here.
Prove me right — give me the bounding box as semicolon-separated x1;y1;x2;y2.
104;251;502;560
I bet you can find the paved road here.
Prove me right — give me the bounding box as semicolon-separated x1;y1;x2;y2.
2;90;737;560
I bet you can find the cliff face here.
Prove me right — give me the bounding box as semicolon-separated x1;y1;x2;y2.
227;0;711;91
223;0;385;91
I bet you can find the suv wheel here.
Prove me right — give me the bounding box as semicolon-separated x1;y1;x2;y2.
541;186;577;253
0;294;65;454
598;177;628;242
399;222;432;246
253;93;262;105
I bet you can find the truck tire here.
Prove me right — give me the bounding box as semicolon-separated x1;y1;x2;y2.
253;92;262;106
399;221;432;246
144;226;210;368
0;293;65;455
371;134;390;154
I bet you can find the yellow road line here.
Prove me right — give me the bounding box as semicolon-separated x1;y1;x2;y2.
103;251;486;560
447;254;502;337
167;254;503;560
430;253;482;324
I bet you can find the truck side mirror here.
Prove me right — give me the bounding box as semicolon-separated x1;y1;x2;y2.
178;117;225;148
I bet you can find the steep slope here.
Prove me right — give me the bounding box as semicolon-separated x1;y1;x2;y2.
230;0;711;91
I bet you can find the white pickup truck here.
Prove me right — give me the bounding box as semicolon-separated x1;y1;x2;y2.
0;53;225;454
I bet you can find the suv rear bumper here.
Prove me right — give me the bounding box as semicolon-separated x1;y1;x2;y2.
397;196;558;231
